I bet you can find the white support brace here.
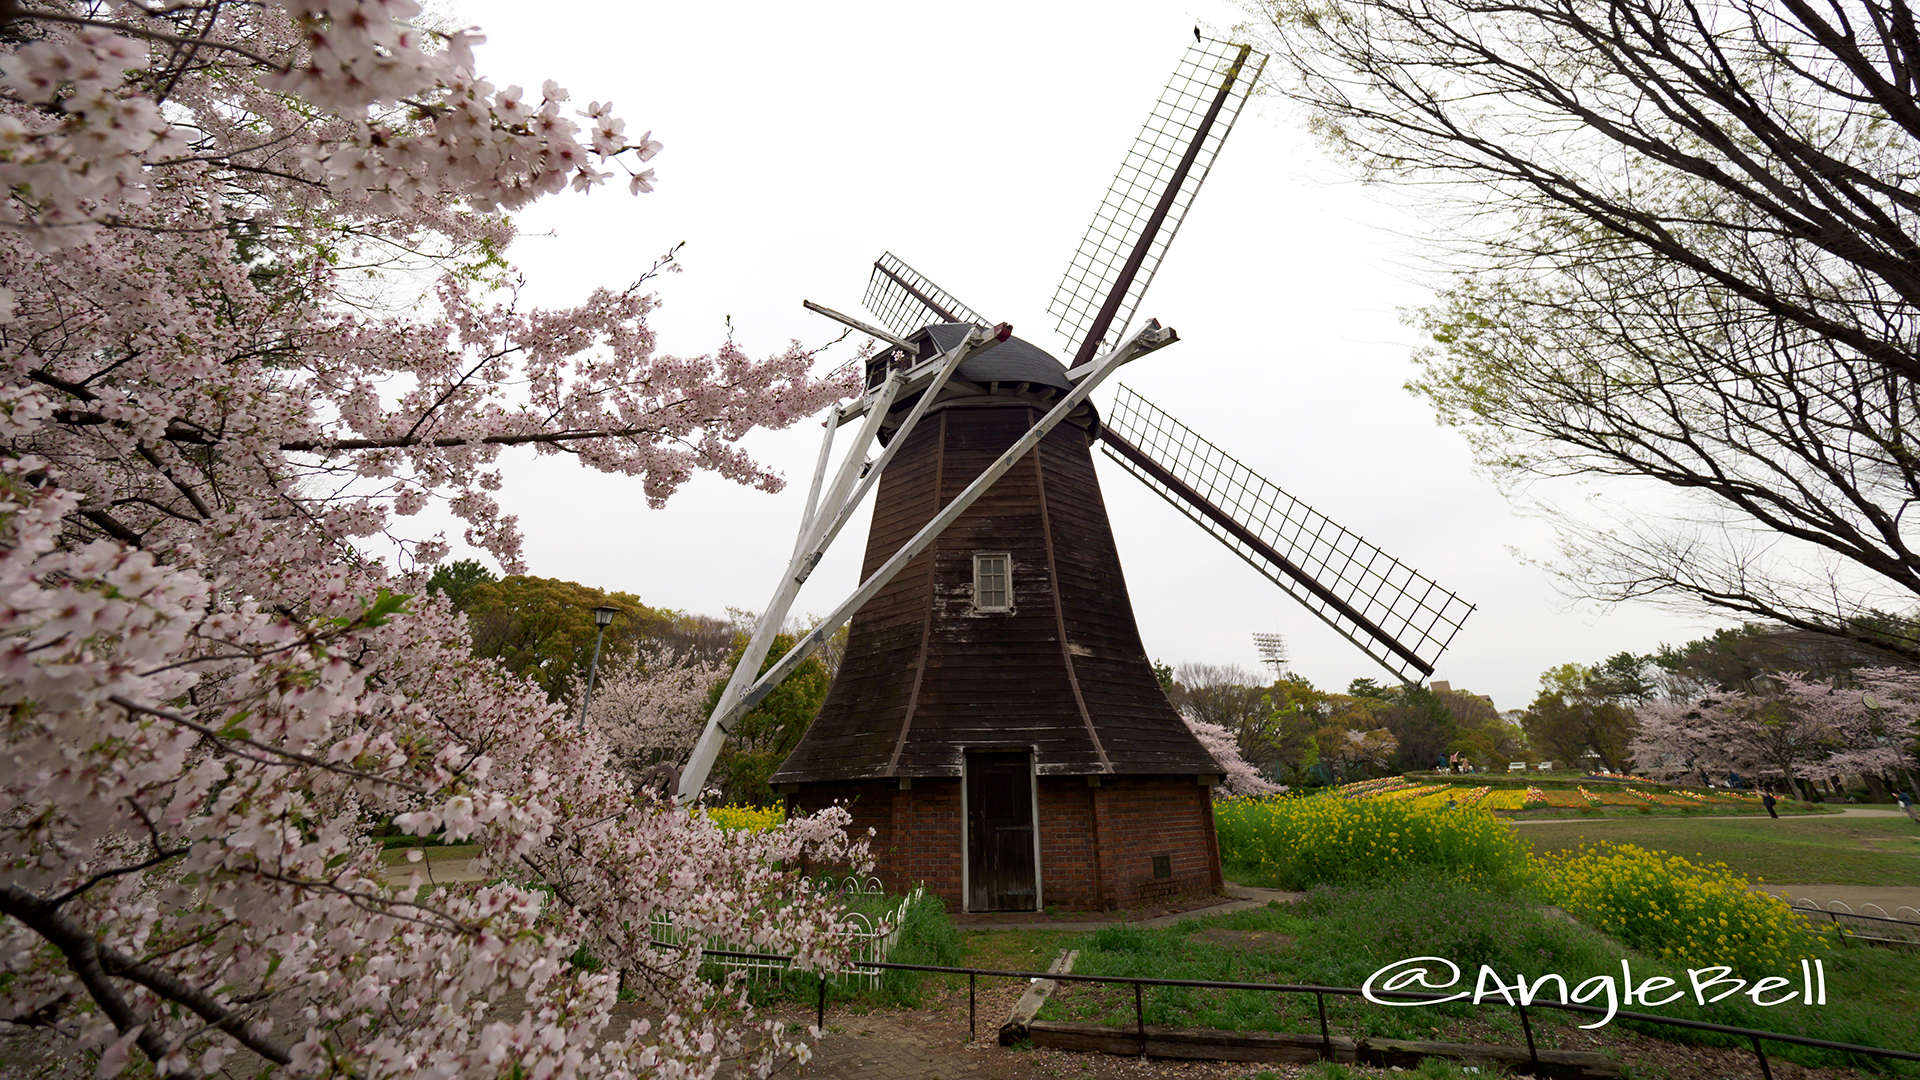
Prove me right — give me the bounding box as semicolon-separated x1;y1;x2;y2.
675;321;1016;802
791;407;840;563
810;325;975;560
693;321;1178;756
801;299;920;353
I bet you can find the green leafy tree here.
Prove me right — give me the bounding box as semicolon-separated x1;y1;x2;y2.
1379;684;1460;772
702;633;830;806
1347;677;1388;700
1313;723;1399;779
1433;685;1523;770
424;558;497;608
1257;676;1328;780
1329;679;1460;771
1521;663;1635;772
455;575;670;699
1171;664;1325;778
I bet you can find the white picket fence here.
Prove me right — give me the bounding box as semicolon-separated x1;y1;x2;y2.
651;878;920;989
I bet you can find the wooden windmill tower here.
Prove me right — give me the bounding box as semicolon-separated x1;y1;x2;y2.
676;37;1474;912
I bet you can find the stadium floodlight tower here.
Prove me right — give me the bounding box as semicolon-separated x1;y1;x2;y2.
674;36;1474;911
1253;632;1289;679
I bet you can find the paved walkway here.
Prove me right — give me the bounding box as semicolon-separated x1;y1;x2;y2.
948;884;1303;933
1755;883;1920;915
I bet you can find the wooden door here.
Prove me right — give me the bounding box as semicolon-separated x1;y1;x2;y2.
966;751;1037;911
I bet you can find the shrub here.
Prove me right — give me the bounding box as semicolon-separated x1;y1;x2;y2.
1214;793;1532;891
1535;843;1828;977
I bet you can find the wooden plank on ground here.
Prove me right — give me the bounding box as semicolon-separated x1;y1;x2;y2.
998;949;1077;1045
1025;1022;1357;1064
1359;1036;1620;1078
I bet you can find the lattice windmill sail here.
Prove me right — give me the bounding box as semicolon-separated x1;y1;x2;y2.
864;252;988;338
1050;39;1261;365
678;34;1473;913
1101;386;1470;682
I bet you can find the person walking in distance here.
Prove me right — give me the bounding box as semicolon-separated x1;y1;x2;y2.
1898;790;1918;824
1762;790;1779;819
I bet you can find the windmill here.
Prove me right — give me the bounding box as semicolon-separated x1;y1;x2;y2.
674;37;1473;911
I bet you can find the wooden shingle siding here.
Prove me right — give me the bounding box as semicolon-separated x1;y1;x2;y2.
773;393;1215;783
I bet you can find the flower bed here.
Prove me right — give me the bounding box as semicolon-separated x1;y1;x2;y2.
1407;785;1492;810
1474;787;1544;810
1381;783;1452;802
1523;787;1593;809
1335;777;1416;798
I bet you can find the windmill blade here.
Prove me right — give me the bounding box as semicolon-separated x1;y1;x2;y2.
1051;37;1265;367
863;252;989;340
1100;385;1472;684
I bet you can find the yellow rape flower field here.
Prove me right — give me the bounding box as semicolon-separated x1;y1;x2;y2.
1099;783;1919;1074
1214;791;1532;891
1537;842;1821;976
704;803;783;832
1213;786;1877;976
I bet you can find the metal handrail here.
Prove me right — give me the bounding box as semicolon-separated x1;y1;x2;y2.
699;949;1920;1079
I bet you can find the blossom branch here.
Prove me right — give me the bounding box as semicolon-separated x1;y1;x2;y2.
107;696;427;794
0;6;283;70
0;884;294;1068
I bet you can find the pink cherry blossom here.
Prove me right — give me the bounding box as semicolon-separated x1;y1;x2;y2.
1630;668;1918;788
0;3;869;1077
1183;714;1288;798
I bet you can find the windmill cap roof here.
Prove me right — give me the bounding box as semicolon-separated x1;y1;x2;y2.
915;323;1073;393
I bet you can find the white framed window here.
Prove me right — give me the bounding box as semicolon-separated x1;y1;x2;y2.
972;552;1012;612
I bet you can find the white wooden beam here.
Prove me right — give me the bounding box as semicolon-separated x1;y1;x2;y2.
801;299;920;353
791;405;840;561
676;377;899;802
674;321;1047;802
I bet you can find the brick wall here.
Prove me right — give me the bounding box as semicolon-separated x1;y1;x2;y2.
785;779;965;901
1081;775;1224;906
786;774;1222;911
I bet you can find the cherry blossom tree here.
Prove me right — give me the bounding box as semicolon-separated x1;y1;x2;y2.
0;2;870;1077
1629;669;1918;793
1182;715;1286;799
573;644;724;785
1778;669;1920;791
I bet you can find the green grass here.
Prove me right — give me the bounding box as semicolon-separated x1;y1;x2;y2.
1035;880;1920;1073
960;927;1080;973
1521;816;1920;886
377;842;478;868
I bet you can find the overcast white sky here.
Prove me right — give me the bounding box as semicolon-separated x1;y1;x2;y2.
423;0;1735;710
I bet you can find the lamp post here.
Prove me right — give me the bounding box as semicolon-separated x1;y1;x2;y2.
578;605;619;731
